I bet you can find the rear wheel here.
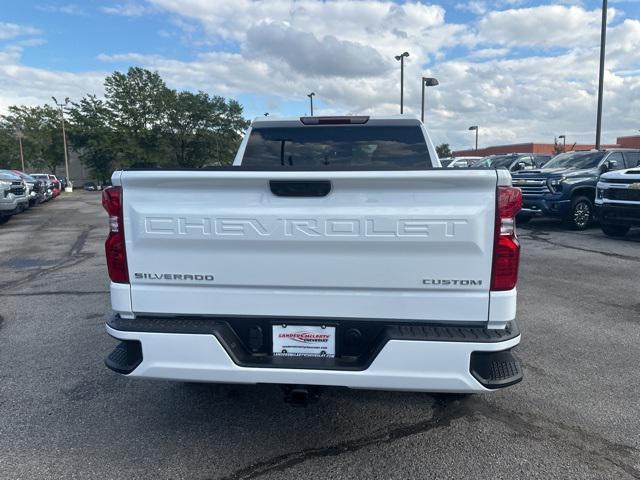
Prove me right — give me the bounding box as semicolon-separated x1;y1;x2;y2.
600;223;630;237
564;196;593;230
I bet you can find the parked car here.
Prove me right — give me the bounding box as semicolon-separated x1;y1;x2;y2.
595;163;640;237
103;115;524;402
12;171;46;206
48;175;62;196
58;175;68;189
83;182;98;191
0;171;29;214
30;173;61;198
472;153;552;173
448;156;481;168
512;149;640;230
0;174;21;224
439;157;454;167
30;174;56;200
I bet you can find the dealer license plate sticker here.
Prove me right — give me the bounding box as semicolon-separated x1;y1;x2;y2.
272;325;336;358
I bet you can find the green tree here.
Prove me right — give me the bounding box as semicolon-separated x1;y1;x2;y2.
3;67;250;176
67;95;117;183
163;91;249;167
0;105;64;172
436;143;452;158
0;123;22;170
104;67;171;167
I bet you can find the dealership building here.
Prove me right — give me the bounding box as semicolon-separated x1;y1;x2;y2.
453;135;640;157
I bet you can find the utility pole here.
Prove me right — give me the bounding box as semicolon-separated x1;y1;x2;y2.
307;92;315;116
52;96;71;190
16;129;25;171
595;0;607;149
395;52;409;114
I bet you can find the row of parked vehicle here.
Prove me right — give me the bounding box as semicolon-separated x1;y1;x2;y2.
441;149;640;235
0;170;67;224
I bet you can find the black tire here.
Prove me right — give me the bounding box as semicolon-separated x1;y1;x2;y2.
0;215;10;225
563;195;593;230
600;223;630;237
516;215;532;225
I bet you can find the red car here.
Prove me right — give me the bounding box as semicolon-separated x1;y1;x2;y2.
48;175;62;197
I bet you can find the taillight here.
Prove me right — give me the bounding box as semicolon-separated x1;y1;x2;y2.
491;186;522;291
102;186;129;284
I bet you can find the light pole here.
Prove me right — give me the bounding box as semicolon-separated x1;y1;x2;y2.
394;52;409;114
15;128;25;171
421;77;439;123
469;126;479;151
307;92;315;116
595;0;607;149
558;135;566;152
52;96;71;190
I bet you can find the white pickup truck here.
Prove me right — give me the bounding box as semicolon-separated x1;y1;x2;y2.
103;116;523;402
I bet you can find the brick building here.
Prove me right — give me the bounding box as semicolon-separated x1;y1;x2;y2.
453;135;640;157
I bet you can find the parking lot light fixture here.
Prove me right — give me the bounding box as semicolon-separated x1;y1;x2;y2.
421;77;439;123
51;96;71;190
394;52;410;114
307;92;315;116
469;126;479;150
595;0;608;150
558;135;566;152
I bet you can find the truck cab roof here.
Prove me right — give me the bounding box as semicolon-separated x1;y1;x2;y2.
250;115;422;128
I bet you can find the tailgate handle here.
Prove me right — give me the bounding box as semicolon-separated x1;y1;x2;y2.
269;180;331;197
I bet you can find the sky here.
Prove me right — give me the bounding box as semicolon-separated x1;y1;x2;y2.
0;0;639;150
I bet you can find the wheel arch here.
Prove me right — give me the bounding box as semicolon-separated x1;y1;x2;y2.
570;186;596;203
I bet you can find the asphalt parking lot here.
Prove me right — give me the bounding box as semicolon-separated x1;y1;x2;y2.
1;191;639;479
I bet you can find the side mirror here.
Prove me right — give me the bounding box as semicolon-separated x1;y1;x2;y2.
601;160;617;172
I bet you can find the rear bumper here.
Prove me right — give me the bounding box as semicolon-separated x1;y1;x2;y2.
105;317;522;393
520;195;570;218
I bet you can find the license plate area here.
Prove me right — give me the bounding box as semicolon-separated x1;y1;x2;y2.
272;324;336;358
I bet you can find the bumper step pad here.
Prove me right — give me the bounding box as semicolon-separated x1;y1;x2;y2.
470;350;523;389
105;340;143;374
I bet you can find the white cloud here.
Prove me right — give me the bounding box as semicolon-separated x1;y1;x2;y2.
476;5;616;48
456;1;488;15
0;22;41;40
0;46;105;112
1;2;640;149
36;4;88;16
468;47;510;59
101;2;153;16
244;23;390;77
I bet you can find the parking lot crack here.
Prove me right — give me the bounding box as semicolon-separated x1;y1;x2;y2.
0;226;98;291
473;402;640;479
0;290;107;297
68;227;92;256
218;396;469;480
520;230;640;262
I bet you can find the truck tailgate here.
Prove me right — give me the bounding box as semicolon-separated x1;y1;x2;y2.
119;169;498;322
